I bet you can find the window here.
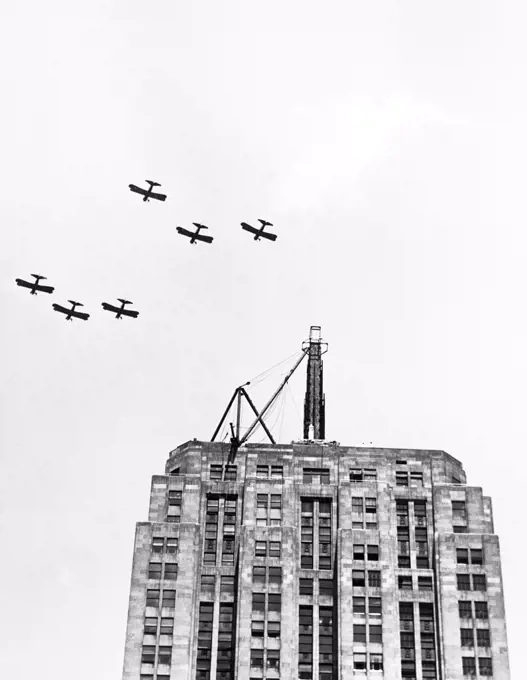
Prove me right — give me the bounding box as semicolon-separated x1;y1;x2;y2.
300;578;313;596
399;575;413;590
458;601;472;619
475;602;489;619
164;563;178;580
472;575;487;592
166;538;178;553
353;653;367;670
255;541;267;557
367;545;379;561
269;541;281;558
319;578;333;597
158;646;171;665
353;596;366;614
152;537;164;553
452;500;467;525
369;597;382;617
398;555;411;568
418;577;433;591
271;465;283;478
268;594;281;612
201;575;215;593
396;471;409;486
269;567;282;585
479;658;493;676
369;625;382;644
457;575;471;591
162;589;176;608
396;459;407;465
144;617;157;634
460;628;474;648
268;621;281;637
454;526;468;534
352;570;365;587
251;620;264;637
253;566;266;584
224;465;237;481
256;464;268;478
470;549;483;565
370;653;383;671
477;629;491;647
141;646;155;664
250;650;264;668
210;465;223;480
353;624;367;643
457;549;469;564
462;657;477;676
368;570;381;588
160;617;174;635
353;544;365;560
410;471;423;484
252;593;265;611
352;497;363;513
146;589;160;607
303;468;330;484
221;575;235;593
267;649;280;669
148;562;162;579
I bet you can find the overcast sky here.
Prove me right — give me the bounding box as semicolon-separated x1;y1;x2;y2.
1;2;524;678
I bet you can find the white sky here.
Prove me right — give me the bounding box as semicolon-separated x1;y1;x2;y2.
0;2;524;678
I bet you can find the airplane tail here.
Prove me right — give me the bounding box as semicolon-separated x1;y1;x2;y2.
146;180;161;187
31;274;45;280
68;300;83;307
118;298;132;305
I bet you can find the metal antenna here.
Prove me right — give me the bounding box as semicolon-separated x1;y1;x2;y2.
302;326;328;440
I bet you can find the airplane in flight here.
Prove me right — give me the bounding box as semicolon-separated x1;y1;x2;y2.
101;299;139;319
176;223;214;245
52;300;90;321
128;180;167;202
241;219;277;242
15;274;55;295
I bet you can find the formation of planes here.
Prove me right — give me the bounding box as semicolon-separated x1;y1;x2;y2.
15;179;279;323
129;180;278;245
15;275;139;322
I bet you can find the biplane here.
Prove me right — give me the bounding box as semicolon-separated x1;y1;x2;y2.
176;223;214;244
15;274;55;295
101;299;139;319
128;180;167;202
241;219;277;242
52;300;90;321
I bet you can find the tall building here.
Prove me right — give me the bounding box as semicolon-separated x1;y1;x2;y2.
122;328;510;680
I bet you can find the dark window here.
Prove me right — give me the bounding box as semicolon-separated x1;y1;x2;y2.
146;589;160;607
479;658;493;676
462;657;477;676
454;526;468;534
251;620;264;637
457;574;471;591
267;649;280;669
268;621;281;637
353;544;365;560
398;556;411;568
253;566;266;584
410;471;423;484
352;570;365;587
141;646;155;664
158;646;171;665
353;596;366;614
418;577;433;591
475;602;489;619
396;471;409;486
271;465;283;478
160;617;174;635
368;570;381;588
148;562;162;579
399;575;413;590
472;575;487;592
152;537;164;553
369;596;382;617
268;594;281;611
369;624;382;643
224;465;237;481
166;538;178;553
250;649;264;667
350;469;363;483
256;465;268;478
470;549;483;565
457;549;469;564
201;575;215;593
269;567;282;585
300;578;313;596
458;601;472;619
353;624;366;643
269;541;281;558
367;545;379;561
210;465;223;480
144;617;157;634
319;579;333;597
255;541;267;557
252;593;265;611
221;575;235;593
162;590;176;608
353;653;367;670
370;653;383;671
164;563;178;580
460;628;474;648
477;629;491;647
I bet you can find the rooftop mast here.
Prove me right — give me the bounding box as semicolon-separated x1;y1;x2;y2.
302;326;328;440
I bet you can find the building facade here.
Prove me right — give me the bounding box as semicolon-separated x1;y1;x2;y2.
121;440;510;680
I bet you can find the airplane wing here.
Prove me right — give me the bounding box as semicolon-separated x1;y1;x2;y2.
52;303;70;314
102;303;119;314
72;310;90;321
196;234;213;244
37;284;55;294
149;191;167;202
129;184;147;195
176;227;194;238
259;231;278;242
15;279;33;289
241;222;259;235
122;309;139;318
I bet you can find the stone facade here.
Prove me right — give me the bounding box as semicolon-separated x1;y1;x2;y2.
121;440;510;680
